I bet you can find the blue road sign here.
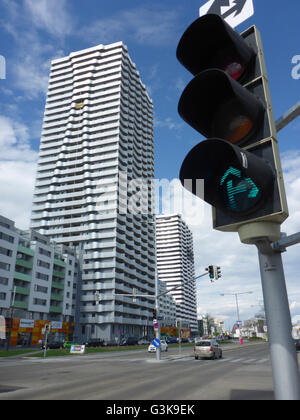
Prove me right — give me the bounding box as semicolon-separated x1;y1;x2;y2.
153;338;160;348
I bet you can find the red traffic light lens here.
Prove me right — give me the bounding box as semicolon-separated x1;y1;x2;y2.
213;48;247;81
219;60;245;81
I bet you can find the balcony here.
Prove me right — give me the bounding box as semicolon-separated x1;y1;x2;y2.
14;272;32;283
16;258;33;270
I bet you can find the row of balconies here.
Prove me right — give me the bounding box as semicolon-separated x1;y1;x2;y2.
46;79;121;105
35;160;119;181
48;69;122;97
49;52;122;81
37;151;119;171
44;86;121;114
32;186;118;205
79;315;152;326
34;167;119;188
40;126;119;144
44;96;120;118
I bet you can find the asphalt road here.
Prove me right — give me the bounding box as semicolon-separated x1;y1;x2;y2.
0;342;298;400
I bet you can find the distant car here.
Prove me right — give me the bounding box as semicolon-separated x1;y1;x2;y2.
138;337;151;345
194;339;222;360
165;337;177;344
294;339;300;352
41;341;64;350
85;339;104;348
103;339;119;347
148;340;168;353
120;336;139;346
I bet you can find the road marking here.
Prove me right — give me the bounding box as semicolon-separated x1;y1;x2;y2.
242;358;259;364
256;357;269;364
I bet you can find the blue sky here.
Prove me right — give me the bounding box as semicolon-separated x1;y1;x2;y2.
0;0;300;329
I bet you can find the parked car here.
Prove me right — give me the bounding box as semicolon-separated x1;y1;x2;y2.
41;341;64;350
103;339;119;347
194;339;222;360
294;338;300;352
138;337;151;345
85;339;104;348
148;340;168;353
120;336;139;346
165;337;177;344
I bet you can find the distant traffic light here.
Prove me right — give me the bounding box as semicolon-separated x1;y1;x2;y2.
214;266;221;280
208;265;214;280
177;14;288;243
153;308;157;320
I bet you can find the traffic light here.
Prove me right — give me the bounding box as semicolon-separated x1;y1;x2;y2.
208;265;214;280
177;14;288;244
153;308;157;320
214;266;221;280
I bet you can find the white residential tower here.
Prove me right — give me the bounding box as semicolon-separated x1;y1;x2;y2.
156;214;198;332
31;42;156;341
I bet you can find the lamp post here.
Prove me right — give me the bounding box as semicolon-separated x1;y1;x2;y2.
221;291;253;344
5;286;16;351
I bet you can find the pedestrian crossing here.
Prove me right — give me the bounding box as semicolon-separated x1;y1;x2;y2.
167;356;270;365
19;354;271;366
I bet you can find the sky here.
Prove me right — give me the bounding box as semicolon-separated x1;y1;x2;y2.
0;0;299;330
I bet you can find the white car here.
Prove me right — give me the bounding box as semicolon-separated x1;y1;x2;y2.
148;339;168;352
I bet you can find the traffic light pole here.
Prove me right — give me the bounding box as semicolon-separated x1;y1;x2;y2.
114;271;210;361
255;238;300;400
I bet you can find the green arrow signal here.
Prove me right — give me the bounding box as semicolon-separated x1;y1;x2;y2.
220;166;260;212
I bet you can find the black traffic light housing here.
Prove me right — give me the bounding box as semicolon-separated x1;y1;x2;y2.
214;266;221;280
153;308;157;320
177;14;288;241
208;265;214;280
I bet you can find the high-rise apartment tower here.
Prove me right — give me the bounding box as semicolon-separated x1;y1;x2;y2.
156;214;198;332
31;42;156;341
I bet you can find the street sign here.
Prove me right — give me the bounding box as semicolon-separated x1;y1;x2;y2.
200;0;254;28
153;338;160;348
153;322;159;330
70;345;86;354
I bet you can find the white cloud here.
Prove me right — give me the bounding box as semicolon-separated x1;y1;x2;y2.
82;6;180;47
0;116;38;229
24;0;73;38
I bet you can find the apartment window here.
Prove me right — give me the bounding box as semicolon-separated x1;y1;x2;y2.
34;285;48;294
37;259;50;269
0;231;14;243
0;276;8;285
0;292;6;300
0;262;10;271
36;272;49;281
0;221;10;229
0;246;12;257
39;247;51;257
33;298;47;306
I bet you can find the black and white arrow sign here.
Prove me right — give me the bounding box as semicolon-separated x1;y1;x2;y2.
199;0;254;28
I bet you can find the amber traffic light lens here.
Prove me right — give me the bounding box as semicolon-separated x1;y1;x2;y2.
212;99;254;144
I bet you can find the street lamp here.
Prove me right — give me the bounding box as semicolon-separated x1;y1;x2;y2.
220;291;253;344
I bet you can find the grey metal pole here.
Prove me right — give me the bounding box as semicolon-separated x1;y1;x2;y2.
155;279;161;361
256;243;300;400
